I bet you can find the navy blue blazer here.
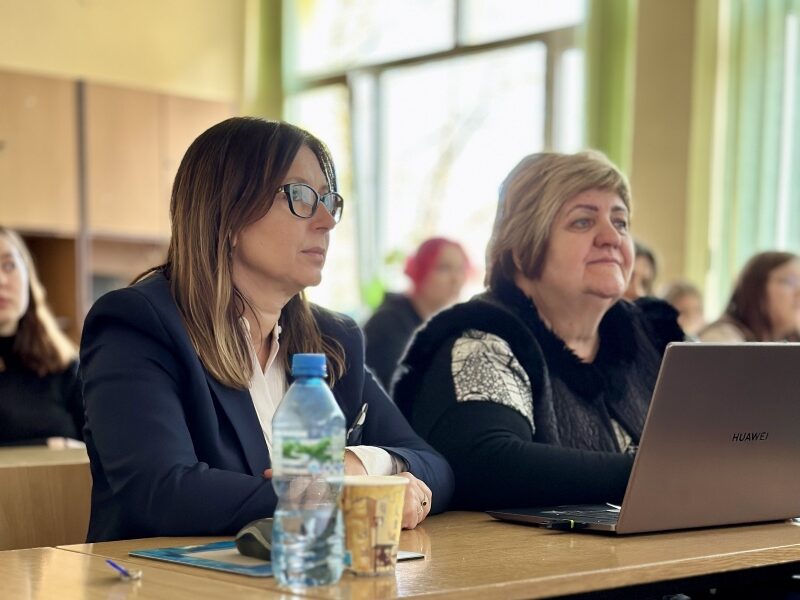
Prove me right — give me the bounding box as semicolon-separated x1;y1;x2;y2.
80;273;454;542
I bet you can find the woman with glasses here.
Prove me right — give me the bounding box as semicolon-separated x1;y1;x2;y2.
80;117;452;541
392;151;683;511
699;251;800;342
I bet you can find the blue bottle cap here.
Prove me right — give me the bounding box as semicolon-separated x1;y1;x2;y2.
291;353;327;377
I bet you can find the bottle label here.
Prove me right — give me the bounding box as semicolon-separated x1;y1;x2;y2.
275;432;344;476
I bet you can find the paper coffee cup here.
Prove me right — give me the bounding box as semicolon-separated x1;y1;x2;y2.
342;475;408;575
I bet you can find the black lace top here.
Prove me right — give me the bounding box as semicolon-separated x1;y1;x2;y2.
393;280;684;510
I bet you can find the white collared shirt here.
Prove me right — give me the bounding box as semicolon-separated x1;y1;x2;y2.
247;319;285;454
245;318;396;476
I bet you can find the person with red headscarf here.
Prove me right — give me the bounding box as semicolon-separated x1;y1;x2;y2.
364;238;470;390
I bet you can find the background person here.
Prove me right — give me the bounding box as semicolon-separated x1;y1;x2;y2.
624;240;658;300
364;237;470;390
0;227;83;447
80;118;453;542
699;251;800;342
661;280;705;338
393;151;683;510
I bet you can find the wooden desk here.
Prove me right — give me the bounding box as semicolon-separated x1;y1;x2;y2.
0;446;91;550
0;446;88;467
60;511;800;599
0;547;299;599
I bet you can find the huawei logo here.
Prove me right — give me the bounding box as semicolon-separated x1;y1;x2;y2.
731;432;769;442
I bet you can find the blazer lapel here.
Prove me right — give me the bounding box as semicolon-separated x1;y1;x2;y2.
205;374;270;475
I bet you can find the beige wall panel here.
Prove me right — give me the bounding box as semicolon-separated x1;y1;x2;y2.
0;0;245;103
629;0;696;287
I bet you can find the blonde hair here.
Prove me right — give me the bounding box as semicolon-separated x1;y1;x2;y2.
486;151;631;289
0;227;77;375
661;280;702;305
139;118;345;389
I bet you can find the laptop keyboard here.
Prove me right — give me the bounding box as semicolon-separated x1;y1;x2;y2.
539;507;620;524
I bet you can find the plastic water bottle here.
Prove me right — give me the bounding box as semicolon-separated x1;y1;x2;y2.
271;353;345;587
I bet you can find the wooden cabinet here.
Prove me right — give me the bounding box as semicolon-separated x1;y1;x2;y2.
1;69;235;340
82;86;232;307
84;83;233;239
89;237;167;305
160;95;233;223
0;72;78;234
84;84;164;238
21;235;82;341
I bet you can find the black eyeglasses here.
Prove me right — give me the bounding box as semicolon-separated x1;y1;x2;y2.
277;183;344;224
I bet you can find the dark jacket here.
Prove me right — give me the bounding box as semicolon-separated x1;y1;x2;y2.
0;336;83;446
393;280;683;510
363;293;422;390
80;272;453;542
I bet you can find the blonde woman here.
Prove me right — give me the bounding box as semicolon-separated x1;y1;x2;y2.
80;118;452;542
0;227;83;446
394;152;683;510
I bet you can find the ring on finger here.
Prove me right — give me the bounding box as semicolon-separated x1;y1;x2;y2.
421;495;428;507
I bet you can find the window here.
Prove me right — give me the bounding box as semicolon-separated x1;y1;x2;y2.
705;1;800;313
284;85;359;311
376;43;547;293
284;0;453;77
284;0;586;316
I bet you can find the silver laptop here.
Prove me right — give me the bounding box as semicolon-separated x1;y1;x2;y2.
488;343;800;534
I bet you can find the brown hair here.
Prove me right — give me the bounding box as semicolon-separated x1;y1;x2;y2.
722;251;800;341
0;227;77;375
138;117;345;389
485;151;631;289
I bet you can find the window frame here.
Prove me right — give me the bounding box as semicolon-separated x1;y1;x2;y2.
283;1;584;311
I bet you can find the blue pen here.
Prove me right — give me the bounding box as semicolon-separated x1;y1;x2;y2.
105;558;142;580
